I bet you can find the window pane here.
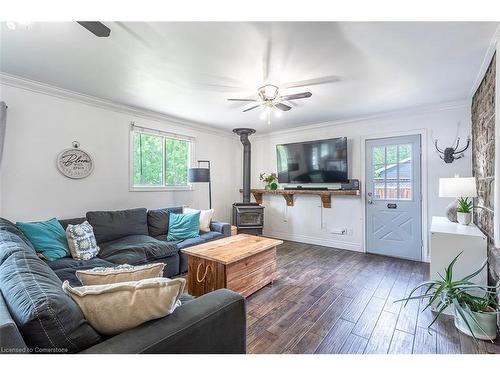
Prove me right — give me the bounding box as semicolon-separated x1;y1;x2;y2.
372;146;385;165
398;144;411;162
386;181;398;199
386;145;398;164
133;133;163;186
165;138;189;185
398;157;412;200
373;181;385;199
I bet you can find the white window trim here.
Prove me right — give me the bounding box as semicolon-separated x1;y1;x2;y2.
129;122;196;192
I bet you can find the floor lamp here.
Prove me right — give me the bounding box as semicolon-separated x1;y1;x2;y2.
188;160;211;209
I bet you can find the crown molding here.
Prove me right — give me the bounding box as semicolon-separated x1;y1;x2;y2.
0;73;234;138
469;23;500;98
254;99;469;139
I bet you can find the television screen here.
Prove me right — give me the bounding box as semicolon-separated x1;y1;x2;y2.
276;137;348;183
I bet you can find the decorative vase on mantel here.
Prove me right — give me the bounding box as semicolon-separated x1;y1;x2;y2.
266;182;278;191
260;172;278;191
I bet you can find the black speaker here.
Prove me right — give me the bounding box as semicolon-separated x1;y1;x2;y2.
340;179;360;190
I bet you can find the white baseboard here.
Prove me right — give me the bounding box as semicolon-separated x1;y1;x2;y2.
263;230;364;253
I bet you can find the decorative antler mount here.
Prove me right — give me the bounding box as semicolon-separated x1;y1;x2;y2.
434;136;471;164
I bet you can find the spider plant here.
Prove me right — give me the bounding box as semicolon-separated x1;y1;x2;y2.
396;252;498;342
457;197;473;213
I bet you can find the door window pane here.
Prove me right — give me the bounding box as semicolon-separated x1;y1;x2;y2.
373;182;386;199
372;146;385;165
371;143;413;201
385;145;398;164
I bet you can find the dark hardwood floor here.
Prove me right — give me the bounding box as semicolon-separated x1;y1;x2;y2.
246;241;500;354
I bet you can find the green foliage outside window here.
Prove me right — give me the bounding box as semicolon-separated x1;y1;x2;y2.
165;138;189;185
133;132;190;187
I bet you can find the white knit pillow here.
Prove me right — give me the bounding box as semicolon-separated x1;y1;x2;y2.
66;221;99;260
183;207;214;232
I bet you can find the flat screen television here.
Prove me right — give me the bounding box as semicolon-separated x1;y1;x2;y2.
276;137;348;184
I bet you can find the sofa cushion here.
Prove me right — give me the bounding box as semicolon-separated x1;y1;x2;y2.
0;217;35;250
16;218;71;261
98;235;179;265
46;256;114;271
0;228;36;266
176;231;223;249
86;208;148;244
147;207;183;238
0;250;102;352
59;217;86;230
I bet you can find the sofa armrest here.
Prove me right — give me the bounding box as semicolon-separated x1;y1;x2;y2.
81;289;246;354
210;221;231;237
0;290;28;353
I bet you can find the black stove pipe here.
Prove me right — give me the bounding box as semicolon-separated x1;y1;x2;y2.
233;128;256;204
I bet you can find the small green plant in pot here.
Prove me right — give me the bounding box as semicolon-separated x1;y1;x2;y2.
456;197;473;225
396;253;499;342
260;172;278;191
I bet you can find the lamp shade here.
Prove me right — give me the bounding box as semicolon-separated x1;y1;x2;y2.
439;177;477;198
188;168;210;183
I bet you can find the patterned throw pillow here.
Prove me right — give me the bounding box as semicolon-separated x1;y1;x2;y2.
66;221;99;260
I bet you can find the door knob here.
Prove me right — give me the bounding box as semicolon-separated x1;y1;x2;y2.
367;192;373;204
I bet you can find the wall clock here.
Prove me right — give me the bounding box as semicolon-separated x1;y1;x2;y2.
56;141;94;179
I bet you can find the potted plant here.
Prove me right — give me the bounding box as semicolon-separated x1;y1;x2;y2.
260;172;278;191
397;253;498;341
456;197;473;225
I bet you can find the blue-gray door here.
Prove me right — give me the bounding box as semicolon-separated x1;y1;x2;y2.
365;135;422;261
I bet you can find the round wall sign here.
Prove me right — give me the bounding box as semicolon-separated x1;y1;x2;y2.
56;143;94;179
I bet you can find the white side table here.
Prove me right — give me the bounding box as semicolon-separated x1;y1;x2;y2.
430;216;488;313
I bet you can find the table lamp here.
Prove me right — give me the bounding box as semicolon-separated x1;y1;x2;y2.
188;160;211;209
439;176;477;224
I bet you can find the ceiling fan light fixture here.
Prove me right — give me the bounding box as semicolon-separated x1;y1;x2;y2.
258;84;279;101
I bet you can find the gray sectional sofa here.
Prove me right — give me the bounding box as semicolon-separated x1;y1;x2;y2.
0;207;246;354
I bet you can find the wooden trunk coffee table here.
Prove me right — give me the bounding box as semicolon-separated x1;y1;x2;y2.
181;234;283;298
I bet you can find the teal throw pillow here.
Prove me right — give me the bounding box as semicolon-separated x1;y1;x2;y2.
16;218;70;261
167;211;200;241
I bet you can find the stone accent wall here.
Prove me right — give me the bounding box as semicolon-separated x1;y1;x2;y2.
472;53;498;283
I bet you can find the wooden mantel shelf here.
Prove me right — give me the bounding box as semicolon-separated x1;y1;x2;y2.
239;188;360;208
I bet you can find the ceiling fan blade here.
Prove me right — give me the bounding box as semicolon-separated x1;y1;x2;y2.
77;22;111;37
243;104;261;112
282;75;340;89
262;38;271;82
280;92;312;101
275;103;292;112
227;98;258;102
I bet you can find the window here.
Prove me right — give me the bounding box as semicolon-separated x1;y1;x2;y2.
372;143;412;200
130;125;193;190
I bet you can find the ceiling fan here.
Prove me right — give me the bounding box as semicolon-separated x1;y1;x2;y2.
77;22;111;37
227;84;312;115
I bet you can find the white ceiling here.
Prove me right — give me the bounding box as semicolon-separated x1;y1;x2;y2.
1;22;498;132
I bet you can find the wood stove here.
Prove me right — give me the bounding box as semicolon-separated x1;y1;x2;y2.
233;203;264;235
232;128;264;235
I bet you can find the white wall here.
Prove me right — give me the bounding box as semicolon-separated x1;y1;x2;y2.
250;103;472;260
0;78;474;263
0;83;241;222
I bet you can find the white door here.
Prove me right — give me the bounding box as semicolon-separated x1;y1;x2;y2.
365;135;422;261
